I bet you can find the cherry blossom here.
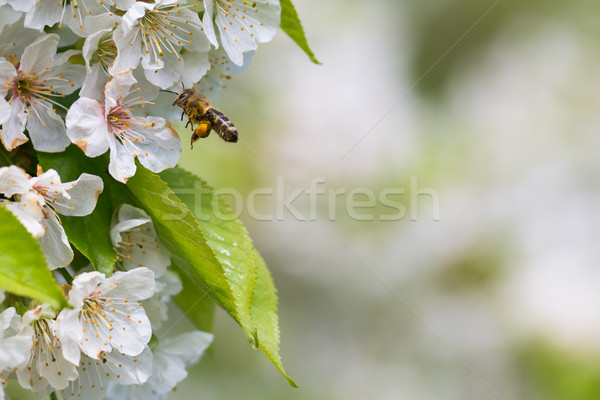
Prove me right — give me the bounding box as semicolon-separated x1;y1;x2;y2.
0;165;103;269
110;204;171;278
202;0;280;66
63;346;152;399
107;331;212;400
56;268;155;363
0;34;84;151
16;305;78;393
111;0;211;89
66;68;181;183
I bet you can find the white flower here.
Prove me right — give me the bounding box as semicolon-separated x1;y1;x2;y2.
23;0;107;36
108;331;212;400
0;34;84;151
202;0;280;66
63;346;152;400
110;204;171;278
144;270;182;333
0;165;104;269
0;307;32;372
110;0;211;89
66;68;182;183
197;47;254;100
0;307;33;400
56;268;155;364
0;17;45;61
79;13;122;100
16;305;79;393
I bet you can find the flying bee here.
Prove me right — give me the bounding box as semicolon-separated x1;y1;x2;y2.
161;87;238;149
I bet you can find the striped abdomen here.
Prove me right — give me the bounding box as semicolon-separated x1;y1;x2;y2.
207;108;238;143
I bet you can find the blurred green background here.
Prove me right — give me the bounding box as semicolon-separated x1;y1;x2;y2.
172;1;600;399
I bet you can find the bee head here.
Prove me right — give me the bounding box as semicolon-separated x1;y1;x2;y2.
173;89;195;107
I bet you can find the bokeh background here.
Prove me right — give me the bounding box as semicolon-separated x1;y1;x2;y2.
171;1;600;399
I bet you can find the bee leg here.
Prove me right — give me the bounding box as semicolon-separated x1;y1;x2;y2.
180;110;185;121
190;123;211;149
185;118;193;130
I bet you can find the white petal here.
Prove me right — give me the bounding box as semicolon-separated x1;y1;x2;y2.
0;308;32;371
0;16;43;59
56;173;104;217
145;331;213;394
7;0;35;12
82;25;110;68
143;296;167;332
121;1;153;31
142;50;184;90
18;318;79;392
63;355;115;399
56;308;83;366
104;68;137;113
108;140;137;184
177;7;211;53
38;59;85;95
101;268;155;301
31;168;67;199
0;97;9;125
135;117;181;173
26;103;70;152
20;34;60;75
24;1;62;30
68;271;105;307
0;61;17;96
82;13;120;38
201;0;219;48
105;345;153;385
180;51;210;89
38;211;73;269
1;97;28;151
117;203;151;223
0;4;20;26
110;217;151;249
80;63;109;101
109;24;142;76
3;194;45;238
66;97;110;157
0;165;31;197
112;0;137;11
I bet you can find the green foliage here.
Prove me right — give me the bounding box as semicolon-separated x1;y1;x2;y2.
160;167;295;386
518;340;600;400
251;252;297;387
27;148;293;384
173;263;216;333
280;0;321;64
160;167;258;344
0;206;67;309
38;147;137;275
127;167;237;319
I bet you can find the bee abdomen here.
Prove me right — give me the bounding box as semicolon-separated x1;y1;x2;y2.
207;109;238;143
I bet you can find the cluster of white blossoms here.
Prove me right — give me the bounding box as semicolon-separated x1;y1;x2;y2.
0;202;213;399
0;0;282;398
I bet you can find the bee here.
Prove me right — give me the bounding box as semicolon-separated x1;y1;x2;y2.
161;87;238;148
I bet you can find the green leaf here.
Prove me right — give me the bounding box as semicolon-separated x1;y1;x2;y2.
280;0;321;64
160;167;295;386
251;250;297;387
38;146;137;275
0;206;68;309
173;262;216;332
160;167;258;345
126;167;238;325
